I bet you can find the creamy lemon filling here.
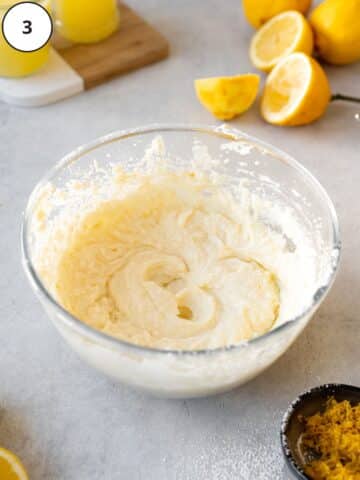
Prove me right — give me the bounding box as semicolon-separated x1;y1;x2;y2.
54;174;283;350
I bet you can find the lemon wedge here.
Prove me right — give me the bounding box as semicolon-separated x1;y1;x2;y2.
194;74;260;120
261;52;331;126
250;11;313;72
0;447;29;480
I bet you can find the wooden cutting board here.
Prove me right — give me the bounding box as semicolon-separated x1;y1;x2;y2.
0;2;169;106
55;2;170;90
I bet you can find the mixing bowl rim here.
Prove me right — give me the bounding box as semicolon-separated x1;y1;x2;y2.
21;123;341;357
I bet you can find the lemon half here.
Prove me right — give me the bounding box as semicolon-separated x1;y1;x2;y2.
0;447;29;480
195;74;260;120
261;52;331;126
250;11;313;72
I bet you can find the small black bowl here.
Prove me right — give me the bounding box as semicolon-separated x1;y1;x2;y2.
280;383;360;479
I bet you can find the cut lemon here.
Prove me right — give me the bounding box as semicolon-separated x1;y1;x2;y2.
0;447;29;480
250;11;313;72
194;74;260;120
261;53;331;126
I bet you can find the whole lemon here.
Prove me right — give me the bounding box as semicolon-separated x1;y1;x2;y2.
243;0;312;28
310;0;360;65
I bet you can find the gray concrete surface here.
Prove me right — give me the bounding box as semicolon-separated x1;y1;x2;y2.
1;1;359;478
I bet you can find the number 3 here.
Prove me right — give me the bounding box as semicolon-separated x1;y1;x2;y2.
22;20;32;34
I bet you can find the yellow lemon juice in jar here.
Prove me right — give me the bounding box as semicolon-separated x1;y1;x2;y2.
54;0;120;44
0;0;50;77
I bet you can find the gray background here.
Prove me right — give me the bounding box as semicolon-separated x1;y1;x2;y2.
1;0;359;478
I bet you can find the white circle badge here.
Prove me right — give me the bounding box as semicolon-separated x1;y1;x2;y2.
2;2;53;52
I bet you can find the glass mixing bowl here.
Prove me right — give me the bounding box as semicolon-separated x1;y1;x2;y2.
21;125;340;398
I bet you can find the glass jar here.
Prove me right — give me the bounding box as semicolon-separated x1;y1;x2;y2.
53;0;120;44
0;0;50;77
